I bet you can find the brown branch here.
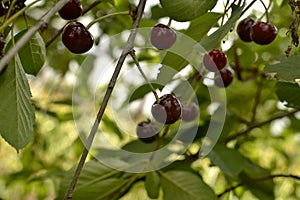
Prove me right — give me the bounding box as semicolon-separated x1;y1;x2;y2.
218;174;300;197
63;0;147;199
221;109;300;144
250;80;263;123
45;0;102;48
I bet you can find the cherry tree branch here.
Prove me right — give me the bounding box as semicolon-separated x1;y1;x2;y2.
63;0;147;199
46;0;102;48
218;174;300;197
0;0;69;73
221;109;300;143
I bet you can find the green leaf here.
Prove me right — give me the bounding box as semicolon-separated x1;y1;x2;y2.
6;30;46;76
185;12;222;41
0;55;35;150
276;82;300;109
160;170;218;200
208;144;247;178
145;171;160;199
160;0;218;22
240;160;275;200
264;55;300;82
57;160;132;200
200;5;244;50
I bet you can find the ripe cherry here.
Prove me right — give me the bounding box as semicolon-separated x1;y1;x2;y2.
0;0;7;17
250;22;277;45
237;17;255;42
203;49;227;72
215;68;234;88
62;22;94;54
151;94;181;124
136;120;159;143
150;24;176;50
181;102;199;122
58;0;82;20
14;0;26;10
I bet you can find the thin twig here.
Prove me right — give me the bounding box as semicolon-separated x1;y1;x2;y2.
240;0;257;17
0;0;69;73
63;0;148;199
250;79;263;123
45;0;102;48
218;174;300;197
221;109;300;143
129;50;160;102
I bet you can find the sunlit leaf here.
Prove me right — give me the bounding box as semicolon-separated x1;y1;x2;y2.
240;160;275;200
265;55;300;82
208;144;247;178
160;170;218;200
276;82;300;109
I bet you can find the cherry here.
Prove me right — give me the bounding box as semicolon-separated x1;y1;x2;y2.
250;22;277;45
0;0;7;17
215;68;234;88
58;0;82;20
136;120;159;143
181;102;199;122
14;0;26;10
237;17;255;42
0;33;5;52
150;24;176;50
203;49;227;72
151;94;181;124
62;22;94;54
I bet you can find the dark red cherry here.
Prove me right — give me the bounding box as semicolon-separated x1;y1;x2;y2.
237;17;255;42
62;22;94;54
203;49;227;72
151;94;181;124
181;102;199;122
136;120;159;143
58;0;82;20
0;0;7;17
150;24;176;50
250;22;277;45
215;68;234;88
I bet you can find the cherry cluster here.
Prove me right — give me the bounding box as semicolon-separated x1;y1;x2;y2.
136;24;201;143
0;0;26;17
137;94;199;143
203;49;234;88
59;0;94;54
237;17;277;45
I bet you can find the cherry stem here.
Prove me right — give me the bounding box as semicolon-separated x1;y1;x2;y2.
0;0;69;73
4;0;18;21
129;50;160;103
0;0;40;32
259;0;269;22
240;0;257;17
86;11;129;29
149;124;170;161
186;80;201;106
167;18;172;27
